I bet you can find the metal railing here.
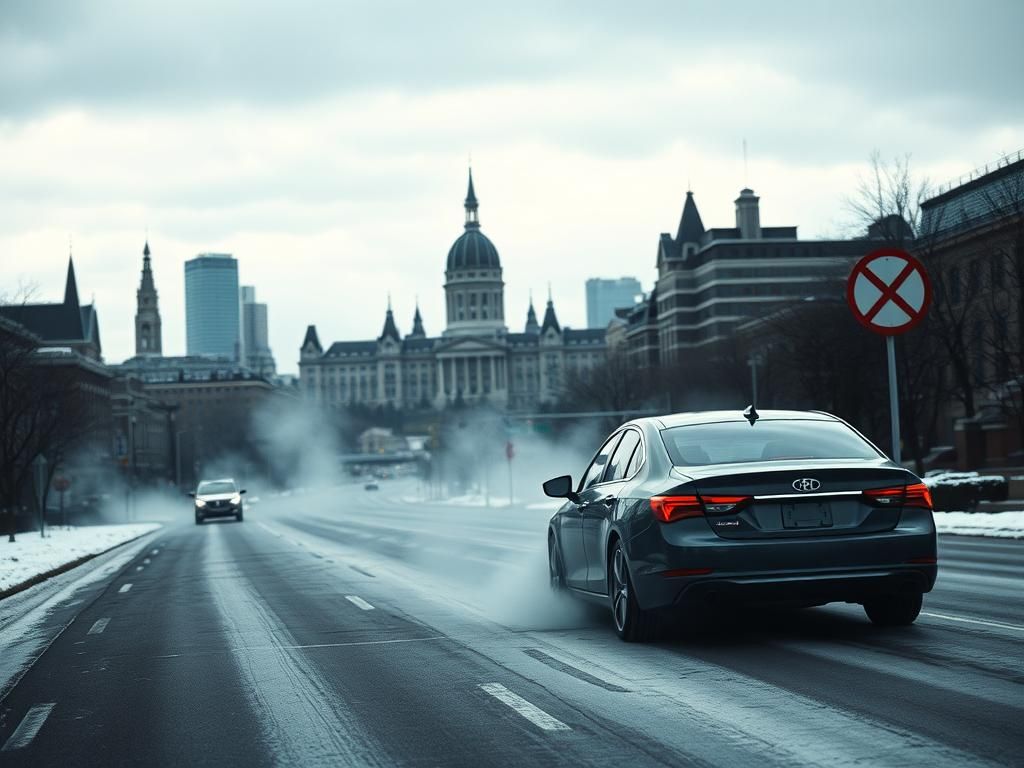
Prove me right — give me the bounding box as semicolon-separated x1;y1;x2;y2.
932;148;1024;197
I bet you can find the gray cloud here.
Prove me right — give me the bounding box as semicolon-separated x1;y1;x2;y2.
2;0;1021;128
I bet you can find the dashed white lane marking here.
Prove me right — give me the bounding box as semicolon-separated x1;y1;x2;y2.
233;635;446;652
151;549;160;556
922;611;1024;633
135;565;144;571
87;618;110;635
478;683;571;732
344;595;375;611
1;703;56;751
143;558;151;565
118;584;133;594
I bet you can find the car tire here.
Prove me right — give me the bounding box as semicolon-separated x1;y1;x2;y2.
863;592;923;626
195;514;203;525
548;535;566;593
236;511;244;523
609;540;659;642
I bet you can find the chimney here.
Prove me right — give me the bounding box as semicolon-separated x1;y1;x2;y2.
735;188;761;239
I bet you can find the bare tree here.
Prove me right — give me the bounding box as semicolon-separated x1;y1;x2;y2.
0;318;102;541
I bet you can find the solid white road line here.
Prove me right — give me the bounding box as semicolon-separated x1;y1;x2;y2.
87;618;110;635
922;611;1024;633
344;595;375;611
118;584;132;594
1;703;56;751
478;683;571;732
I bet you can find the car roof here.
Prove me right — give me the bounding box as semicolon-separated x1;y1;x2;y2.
645;409;840;429
199;477;237;484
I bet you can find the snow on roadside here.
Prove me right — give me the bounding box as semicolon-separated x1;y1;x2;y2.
934;511;1024;539
0;524;161;593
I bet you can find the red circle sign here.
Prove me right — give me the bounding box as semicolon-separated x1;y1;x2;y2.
847;247;932;335
54;476;71;492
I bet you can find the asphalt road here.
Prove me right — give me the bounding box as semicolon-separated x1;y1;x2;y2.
1;485;1021;767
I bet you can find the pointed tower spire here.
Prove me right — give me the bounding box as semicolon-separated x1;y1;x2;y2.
464;167;480;230
525;296;539;335
409;299;426;338
378;300;401;343
64;256;81;310
541;295;561;335
676;190;705;245
135;240;162;356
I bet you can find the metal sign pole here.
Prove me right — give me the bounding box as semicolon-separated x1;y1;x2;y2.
886;335;901;465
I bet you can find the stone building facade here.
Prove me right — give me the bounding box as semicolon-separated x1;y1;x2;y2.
299;172;607;412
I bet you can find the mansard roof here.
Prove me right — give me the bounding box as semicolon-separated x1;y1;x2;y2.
325;341;377;357
563;328;605;345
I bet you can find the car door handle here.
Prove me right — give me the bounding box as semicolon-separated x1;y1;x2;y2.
581;496;616;510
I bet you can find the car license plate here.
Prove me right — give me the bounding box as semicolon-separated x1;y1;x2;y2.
782;502;833;528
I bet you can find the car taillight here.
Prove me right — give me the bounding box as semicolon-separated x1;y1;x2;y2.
904;483;933;509
863;483;933;510
650;494;752;522
701;495;751;515
650;496;702;522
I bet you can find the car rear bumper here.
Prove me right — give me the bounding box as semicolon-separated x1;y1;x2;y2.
628;509;937;610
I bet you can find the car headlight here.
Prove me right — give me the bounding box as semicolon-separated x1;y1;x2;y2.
230;494;241;505
195;498;207;508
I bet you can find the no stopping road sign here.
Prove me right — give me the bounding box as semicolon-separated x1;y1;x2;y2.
847;247;932;335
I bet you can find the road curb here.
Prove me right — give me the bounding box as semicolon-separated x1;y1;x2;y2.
0;527;161;602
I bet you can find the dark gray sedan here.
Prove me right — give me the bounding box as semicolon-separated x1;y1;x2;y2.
543;409;937;641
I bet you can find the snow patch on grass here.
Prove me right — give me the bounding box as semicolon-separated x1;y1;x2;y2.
0;524;161;593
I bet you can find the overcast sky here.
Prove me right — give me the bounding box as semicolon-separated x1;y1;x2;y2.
2;0;1022;373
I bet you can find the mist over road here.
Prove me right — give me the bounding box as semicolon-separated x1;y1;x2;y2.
1;482;1021;767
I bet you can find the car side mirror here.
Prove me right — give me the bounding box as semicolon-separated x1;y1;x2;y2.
187;492;195;498
543;475;579;503
240;489;247;494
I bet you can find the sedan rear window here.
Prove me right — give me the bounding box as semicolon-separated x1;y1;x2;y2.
661;420;881;466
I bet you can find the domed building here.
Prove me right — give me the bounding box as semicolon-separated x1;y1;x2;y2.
299;170;607;412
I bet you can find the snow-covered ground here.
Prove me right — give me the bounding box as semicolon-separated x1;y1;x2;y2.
933;511;1024;539
0;524;161;594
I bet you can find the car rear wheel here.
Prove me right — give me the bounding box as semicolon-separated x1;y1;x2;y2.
195;514;203;525
610;541;659;642
236;511;244;523
548;536;565;592
863;592;923;626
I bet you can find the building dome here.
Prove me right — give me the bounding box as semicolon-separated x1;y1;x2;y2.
446;229;501;271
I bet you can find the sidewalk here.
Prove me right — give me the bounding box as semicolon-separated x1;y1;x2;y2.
0;524;161;597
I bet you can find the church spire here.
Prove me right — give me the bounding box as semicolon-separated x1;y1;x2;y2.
464;167;480;230
135;239;162;356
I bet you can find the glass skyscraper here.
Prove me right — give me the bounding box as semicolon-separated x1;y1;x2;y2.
185;253;240;358
585;277;642;329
